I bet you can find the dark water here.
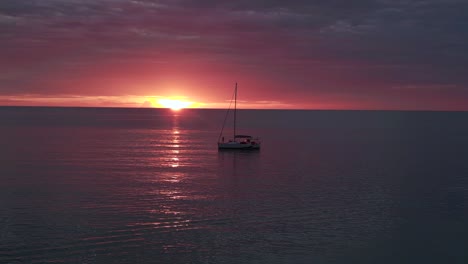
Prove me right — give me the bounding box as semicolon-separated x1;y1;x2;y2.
1;107;468;263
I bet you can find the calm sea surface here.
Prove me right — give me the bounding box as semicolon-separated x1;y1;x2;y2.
1;107;467;263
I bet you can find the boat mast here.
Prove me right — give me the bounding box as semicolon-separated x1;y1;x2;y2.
233;82;237;140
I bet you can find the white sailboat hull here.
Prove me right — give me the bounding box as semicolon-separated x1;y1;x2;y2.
218;142;260;150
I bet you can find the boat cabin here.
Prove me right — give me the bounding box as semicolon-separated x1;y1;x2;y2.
234;135;258;145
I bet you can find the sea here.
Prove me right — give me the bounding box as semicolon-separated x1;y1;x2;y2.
1;106;467;264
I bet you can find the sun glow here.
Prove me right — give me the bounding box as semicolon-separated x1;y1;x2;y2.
156;98;194;110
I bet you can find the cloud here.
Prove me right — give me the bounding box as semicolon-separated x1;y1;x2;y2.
140;100;153;108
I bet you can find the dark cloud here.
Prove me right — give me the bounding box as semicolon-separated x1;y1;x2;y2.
1;0;467;109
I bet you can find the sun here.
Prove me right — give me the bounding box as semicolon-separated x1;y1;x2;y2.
157;99;193;110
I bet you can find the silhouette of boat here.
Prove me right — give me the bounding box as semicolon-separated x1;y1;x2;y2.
218;83;261;150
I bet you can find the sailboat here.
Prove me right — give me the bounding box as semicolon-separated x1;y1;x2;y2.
218;83;261;150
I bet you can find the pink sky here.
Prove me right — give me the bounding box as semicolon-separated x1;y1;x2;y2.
1;0;468;110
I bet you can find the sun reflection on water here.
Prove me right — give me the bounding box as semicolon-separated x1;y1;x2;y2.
169;128;180;168
170;157;179;168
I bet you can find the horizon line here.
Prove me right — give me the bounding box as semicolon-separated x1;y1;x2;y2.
0;105;467;112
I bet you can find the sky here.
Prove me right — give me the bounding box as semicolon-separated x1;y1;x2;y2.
1;0;468;110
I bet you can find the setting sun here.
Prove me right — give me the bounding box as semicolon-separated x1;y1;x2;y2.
157;99;194;110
